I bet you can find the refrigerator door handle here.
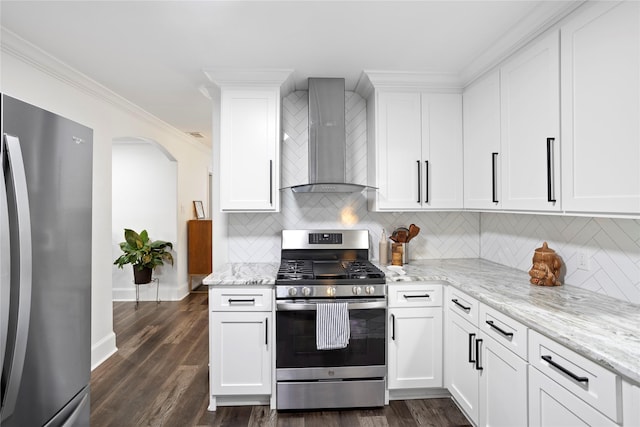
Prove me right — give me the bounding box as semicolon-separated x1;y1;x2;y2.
1;134;33;422
1;137;10;377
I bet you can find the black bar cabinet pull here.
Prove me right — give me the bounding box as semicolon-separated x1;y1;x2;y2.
541;355;589;383
486;320;514;338
492;152;499;203
265;318;268;346
391;314;396;341
546;138;556;203
417;160;421;203
425;160;429;204
404;294;430;299
452;298;471;312
228;298;256;304
468;333;476;363
475;339;483;370
269;160;273;206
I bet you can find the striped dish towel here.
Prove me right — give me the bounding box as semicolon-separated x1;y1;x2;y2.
316;302;350;350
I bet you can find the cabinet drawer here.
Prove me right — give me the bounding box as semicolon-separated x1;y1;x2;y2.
388;282;443;308
210;287;272;311
529;330;620;423
446;287;479;326
479;304;527;360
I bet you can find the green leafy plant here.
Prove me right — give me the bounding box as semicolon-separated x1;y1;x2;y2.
114;229;174;271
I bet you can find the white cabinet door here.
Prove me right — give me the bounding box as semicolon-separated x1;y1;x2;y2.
500;30;561;211
463;70;501;210
422;93;463;209
220;88;279;211
371;91;463;211
529;367;618;427
478;334;528;427
211;311;271;395
388;307;443;389
445;310;479;424
561;1;640;214
375;91;423;210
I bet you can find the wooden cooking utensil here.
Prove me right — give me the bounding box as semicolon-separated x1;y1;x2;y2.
395;227;409;243
407;224;420;242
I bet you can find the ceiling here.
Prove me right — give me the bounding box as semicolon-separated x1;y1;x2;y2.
1;1;579;148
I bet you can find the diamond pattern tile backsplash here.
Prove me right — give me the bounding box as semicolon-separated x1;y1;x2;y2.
227;91;640;304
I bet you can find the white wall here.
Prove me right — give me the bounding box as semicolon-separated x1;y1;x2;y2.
112;140;178;300
1;29;212;369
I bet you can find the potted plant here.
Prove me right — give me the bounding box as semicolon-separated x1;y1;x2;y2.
114;229;174;284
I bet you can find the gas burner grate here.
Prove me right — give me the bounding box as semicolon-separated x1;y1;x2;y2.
344;261;385;280
277;260;314;280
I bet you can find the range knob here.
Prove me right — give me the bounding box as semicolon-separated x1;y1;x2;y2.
352;286;362;296
327;287;337;297
302;287;312;297
288;287;298;297
365;285;376;295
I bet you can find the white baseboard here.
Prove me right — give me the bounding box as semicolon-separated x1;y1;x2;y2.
112;280;189;302
91;331;117;370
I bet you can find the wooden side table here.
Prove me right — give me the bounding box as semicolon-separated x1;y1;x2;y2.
188;219;212;292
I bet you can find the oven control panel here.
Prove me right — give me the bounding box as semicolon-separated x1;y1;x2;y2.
309;233;342;245
276;284;386;299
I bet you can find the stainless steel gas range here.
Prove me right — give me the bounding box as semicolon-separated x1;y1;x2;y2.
275;229;386;411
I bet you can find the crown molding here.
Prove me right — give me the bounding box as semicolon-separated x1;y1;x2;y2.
355;70;463;99
203;68;295;96
460;1;586;86
0;27;210;154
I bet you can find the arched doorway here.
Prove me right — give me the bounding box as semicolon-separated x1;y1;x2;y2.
111;137;177;301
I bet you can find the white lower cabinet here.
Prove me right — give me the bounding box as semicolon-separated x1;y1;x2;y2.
446;307;480;423
529;366;617;427
209;287;273;410
445;288;529;426
528;330;622;427
478;333;528;427
387;283;443;392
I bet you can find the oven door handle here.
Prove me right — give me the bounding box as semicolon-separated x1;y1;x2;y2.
276;300;387;311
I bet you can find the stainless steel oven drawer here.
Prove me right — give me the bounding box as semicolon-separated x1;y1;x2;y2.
277;379;385;410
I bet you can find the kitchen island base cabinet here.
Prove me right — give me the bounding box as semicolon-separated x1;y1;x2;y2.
209;287;273;411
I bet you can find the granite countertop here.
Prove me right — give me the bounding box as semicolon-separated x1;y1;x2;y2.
203;258;640;385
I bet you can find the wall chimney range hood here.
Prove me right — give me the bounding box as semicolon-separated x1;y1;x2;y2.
288;78;375;193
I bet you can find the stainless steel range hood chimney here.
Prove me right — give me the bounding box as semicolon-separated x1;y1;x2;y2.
289;78;373;193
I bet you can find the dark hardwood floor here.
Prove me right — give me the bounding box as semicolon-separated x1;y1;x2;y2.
90;292;472;427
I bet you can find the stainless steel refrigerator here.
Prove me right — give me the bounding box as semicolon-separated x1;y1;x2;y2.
1;94;92;426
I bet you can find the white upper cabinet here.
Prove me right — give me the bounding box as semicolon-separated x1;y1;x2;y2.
374;92;423;210
500;30;561;211
369;90;463;211
464;30;561;213
219;87;280;212
463;70;502;210
560;1;640;215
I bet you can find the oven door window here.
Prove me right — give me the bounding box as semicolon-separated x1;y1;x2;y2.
276;308;385;368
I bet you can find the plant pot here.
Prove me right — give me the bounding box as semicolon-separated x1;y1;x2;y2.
133;266;153;284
